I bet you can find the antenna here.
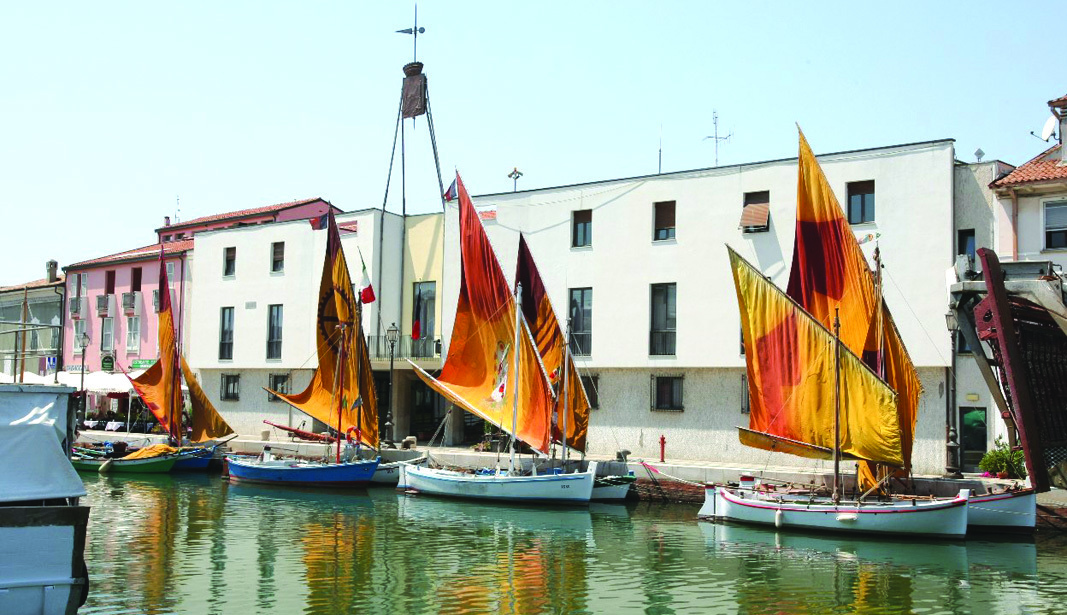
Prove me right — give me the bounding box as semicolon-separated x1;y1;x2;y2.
395;4;426;63
508;167;524;192
702;110;732;166
175;195;181;223
658;124;663;174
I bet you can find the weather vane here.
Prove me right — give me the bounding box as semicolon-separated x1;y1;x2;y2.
508;167;524;192
395;4;425;63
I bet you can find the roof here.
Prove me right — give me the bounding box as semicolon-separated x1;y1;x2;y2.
0;275;66;293
1050;94;1067;108
991;145;1067;188
67;239;194;270
156;197;330;232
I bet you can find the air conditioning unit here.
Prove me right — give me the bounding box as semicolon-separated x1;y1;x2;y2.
122;291;141;316
68;297;87;320
96;294;116;317
153;288;177;313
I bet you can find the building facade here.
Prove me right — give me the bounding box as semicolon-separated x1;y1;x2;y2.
0;260;65;378
448;139;967;475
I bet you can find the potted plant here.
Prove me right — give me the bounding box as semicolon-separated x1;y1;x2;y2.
978;437;1027;480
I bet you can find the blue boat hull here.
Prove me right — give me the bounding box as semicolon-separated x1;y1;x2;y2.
172;447;215;471
225;456;379;487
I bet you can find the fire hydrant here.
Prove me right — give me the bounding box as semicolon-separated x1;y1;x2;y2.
659;434;666;462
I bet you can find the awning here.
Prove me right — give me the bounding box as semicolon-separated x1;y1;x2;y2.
739;203;770;229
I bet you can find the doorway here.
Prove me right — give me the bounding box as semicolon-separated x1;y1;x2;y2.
959;406;987;473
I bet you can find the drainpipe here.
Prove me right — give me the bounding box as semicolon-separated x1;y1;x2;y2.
1010;189;1019;261
54;282;66;382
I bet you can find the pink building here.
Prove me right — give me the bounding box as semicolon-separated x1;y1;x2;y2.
62;198;336;374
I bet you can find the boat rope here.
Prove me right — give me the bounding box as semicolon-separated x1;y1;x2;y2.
638;461;704;488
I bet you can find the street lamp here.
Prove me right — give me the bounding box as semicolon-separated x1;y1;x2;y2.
944;310;963;478
386;322;400;445
78;332;90;423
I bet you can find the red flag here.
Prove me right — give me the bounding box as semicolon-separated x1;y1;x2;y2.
412;288;422;339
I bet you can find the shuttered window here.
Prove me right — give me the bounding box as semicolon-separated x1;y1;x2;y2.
654;201;676;241
1045;201;1067;250
740;191;770;232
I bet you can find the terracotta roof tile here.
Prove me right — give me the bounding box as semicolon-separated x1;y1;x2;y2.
160;197;325;231
68;240;194;269
992;145;1067;188
1049;94;1067;108
0;275;66;293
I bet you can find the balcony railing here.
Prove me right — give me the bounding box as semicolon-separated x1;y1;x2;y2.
367;335;442;362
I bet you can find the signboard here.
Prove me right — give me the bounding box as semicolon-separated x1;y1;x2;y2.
131;359;157;369
101;354;115;372
66;365;84;374
46;356;57;371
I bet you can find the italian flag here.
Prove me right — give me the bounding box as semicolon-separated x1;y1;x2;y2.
358;249;375;303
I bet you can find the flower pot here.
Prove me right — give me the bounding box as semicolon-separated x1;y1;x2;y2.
996;471;1009;479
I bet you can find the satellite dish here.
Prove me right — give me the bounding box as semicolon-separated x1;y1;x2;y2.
974;148;985;162
1042;114;1058;141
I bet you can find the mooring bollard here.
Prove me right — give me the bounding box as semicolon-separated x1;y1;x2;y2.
659;434;666;463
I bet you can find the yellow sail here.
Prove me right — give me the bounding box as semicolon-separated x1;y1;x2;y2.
731;247;903;467
181;355;234;442
412;175;554;454
271;211;378;448
130;256;182;442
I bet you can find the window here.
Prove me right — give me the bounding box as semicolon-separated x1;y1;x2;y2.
165;262;175;284
175;233;185;240
957;330;974;354
741;374;750;414
163;234;171;242
105;270;116;295
1045;201;1067;250
29;320;39;351
651;375;683;411
847;181;875;224
267;304;283;360
741;191;771;233
74;320;86;354
956;228;976;260
101;317;114;352
271;242;285;273
49;318;60;350
650;283;677;355
412;282;436;357
653;201;676;241
572;210;592;248
126;317;140;351
268;374;289;402
223;247;236;277
221;374;240;401
219;307;234;360
131;267;142;292
568;288;592;356
580;375;599;409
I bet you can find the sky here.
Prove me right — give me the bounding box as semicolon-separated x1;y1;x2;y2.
0;1;1063;286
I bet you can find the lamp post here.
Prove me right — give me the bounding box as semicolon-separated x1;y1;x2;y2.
78;332;90;423
386;322;400;445
944;310;963;478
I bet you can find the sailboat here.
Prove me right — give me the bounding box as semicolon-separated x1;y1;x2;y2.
72;250;235;473
700;132;970;538
401;174;597;503
225;210;379;487
515;235;634;500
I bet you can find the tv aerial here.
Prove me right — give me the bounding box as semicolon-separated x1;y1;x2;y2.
703;110;732;167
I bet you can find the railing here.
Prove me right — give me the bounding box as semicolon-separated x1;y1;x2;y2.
649;330;676;356
569;332;592;356
367;335;442;362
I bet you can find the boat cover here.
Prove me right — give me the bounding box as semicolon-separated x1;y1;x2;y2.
0;423;85;502
0;384;75;444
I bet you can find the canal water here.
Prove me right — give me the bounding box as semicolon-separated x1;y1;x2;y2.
80;473;1067;614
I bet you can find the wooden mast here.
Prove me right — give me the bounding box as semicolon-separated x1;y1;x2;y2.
508;283;523;475
561;317;571;467
336;324;346;464
832;308;842;504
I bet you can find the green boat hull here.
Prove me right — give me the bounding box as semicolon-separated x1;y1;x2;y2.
71;455;179;473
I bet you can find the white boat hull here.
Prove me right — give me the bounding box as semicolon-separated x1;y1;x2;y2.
968;489;1036;531
401;462;596;503
371;461;402;485
591;475;636;501
0;507;89;615
701;485;970;538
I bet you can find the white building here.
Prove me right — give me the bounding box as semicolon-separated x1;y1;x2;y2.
452;139;972;475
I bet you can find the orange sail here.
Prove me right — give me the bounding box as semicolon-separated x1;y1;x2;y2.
412;175;553;454
515;234;590;452
130;257;182;443
731;247;903;467
270;211;378;448
181;355;233;442
785;129;921;481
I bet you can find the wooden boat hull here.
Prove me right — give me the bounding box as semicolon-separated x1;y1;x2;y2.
171;447;215;472
968;489;1036;532
225;456;379;487
700;486;970;538
0;506;90;615
591;474;636;500
401;462;596;503
70;455;178;474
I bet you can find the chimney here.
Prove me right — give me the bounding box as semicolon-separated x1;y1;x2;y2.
46;260;58;283
164;215;171;227
1050;94;1067;161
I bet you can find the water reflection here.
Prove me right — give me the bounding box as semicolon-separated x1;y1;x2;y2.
78;476;1067;615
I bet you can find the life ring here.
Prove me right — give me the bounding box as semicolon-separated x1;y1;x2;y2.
346;426;361;443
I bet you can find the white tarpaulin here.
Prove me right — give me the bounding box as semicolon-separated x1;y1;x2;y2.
0;384;75;444
0;423;85;502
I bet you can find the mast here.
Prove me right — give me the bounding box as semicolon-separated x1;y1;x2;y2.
336;324;346;464
832;308;842;504
873;245;885;378
509;283;523;475
561;317;571;467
